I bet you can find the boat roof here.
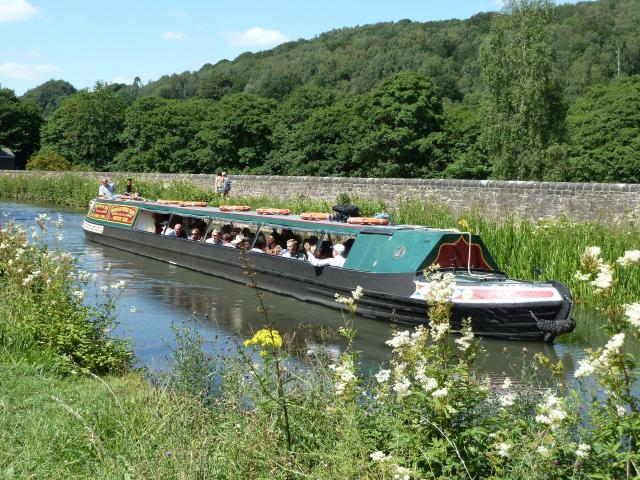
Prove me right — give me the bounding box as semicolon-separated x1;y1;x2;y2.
87;197;500;273
96;197;461;236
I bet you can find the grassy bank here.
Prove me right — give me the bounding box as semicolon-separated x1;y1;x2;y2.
0;209;638;479
0;172;638;311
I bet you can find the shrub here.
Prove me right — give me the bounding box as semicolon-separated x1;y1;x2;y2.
26;151;72;171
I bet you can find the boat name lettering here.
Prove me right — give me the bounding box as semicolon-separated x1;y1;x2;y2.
88;202;139;225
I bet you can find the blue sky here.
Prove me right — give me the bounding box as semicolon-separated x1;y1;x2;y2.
1;0;583;95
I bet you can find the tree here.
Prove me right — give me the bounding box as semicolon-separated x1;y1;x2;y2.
40;83;127;169
441;100;491;179
196;94;277;173
0;88;43;168
480;0;568;180
567;75;640;183
353;72;444;177
21;79;77;119
112;97;214;172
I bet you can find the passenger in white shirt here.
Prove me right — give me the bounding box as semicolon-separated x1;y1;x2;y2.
98;177;114;197
305;243;346;267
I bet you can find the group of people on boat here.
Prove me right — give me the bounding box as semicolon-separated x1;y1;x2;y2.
155;215;349;267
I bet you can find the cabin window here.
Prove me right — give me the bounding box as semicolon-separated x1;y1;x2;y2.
133;210;170;234
257;225;324;259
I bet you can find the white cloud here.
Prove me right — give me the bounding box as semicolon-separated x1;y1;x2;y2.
162;31;185;40
492;0;504;7
0;0;37;23
222;27;289;47
0;62;60;80
169;10;186;17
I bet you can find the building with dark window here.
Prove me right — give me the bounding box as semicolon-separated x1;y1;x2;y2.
0;146;17;170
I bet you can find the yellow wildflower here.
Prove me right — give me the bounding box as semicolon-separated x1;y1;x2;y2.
244;328;283;357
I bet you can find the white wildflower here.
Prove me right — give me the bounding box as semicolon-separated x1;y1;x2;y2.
415;365;438;392
535;393;566;430
423;272;456;303
31;231;39;241
351;286;364;300
392;362;407;377
624;303;640;329
536;445;551;457
110;280;126;290
329;358;357;396
129;306;137;313
591;262;613;290
501;377;512;390
430;322;450;341
393;465;411;480
616;250;640;267
72;290;85;301
335;293;355;307
104;262;112;273
574;270;590;281
392;377;412;398
56;234;63;242
499;393;516;408
431;387;448;398
369;451;389;462
100;285;109;293
603;333;625;356
410;325;427;343
455;329;474;352
575;443;590;458
574;358;596;378
585;246;601;259
495;442;510;458
385;331;411;349
375;369;391;384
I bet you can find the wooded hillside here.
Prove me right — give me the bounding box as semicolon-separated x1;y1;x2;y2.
4;0;638;182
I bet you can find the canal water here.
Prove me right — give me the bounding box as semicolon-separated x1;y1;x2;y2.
3;200;637;384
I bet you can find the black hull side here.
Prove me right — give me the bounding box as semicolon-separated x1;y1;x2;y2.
84;226;569;342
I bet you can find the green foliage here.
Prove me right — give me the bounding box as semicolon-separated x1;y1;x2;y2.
40;83;127;170
196;94;278;173
353;72;444;177
26;151;72;171
0;88;43;168
11;1;640;181
441;100;491;179
111;97;214;173
481;0;568;180
567;75;640;183
0;221;132;375
21;79;77;118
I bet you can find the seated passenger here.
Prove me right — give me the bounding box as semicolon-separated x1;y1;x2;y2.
206;230;223;245
165;223;187;238
237;239;251;250
188;228;201;241
221;233;235;248
305;243;346;267
316;240;333;259
160;220;171;235
265;235;282;256
281;239;306;260
251;238;266;254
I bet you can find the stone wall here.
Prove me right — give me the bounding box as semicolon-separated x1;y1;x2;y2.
3;170;640;222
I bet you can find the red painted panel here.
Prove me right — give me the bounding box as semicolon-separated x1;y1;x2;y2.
434;235;493;270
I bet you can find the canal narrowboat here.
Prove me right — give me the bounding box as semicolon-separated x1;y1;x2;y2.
82;197;576;342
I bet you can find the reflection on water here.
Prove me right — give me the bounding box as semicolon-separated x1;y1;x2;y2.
1;200;636;386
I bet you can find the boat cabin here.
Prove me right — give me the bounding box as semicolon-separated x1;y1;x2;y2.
86;199;500;275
